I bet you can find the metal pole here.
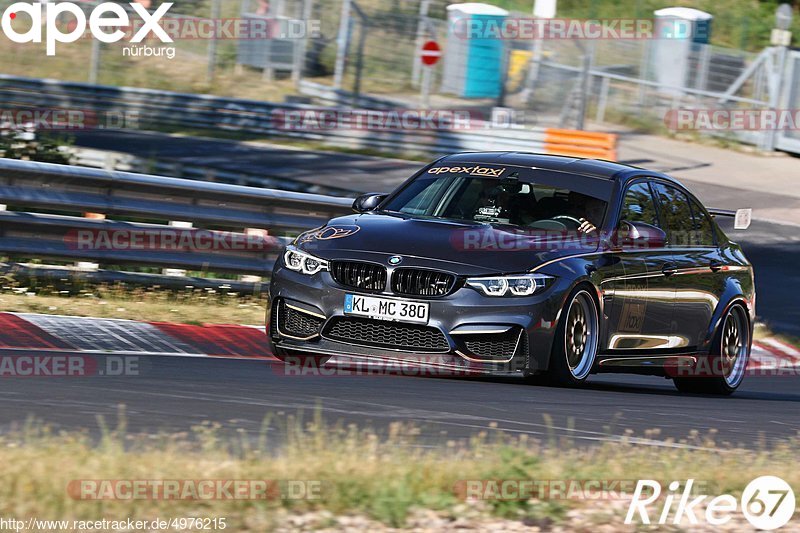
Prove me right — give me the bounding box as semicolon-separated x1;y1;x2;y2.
411;0;432;88
333;0;352;89
351;4;367;106
207;0;222;84
497;46;510;108
595;75;610;123
763;46;788;151
638;40;650;114
523;0;556;106
292;0;314;85
89;37;100;84
576;41;593;130
421;65;432;108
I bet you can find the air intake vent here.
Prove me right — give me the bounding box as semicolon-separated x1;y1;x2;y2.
323;317;449;352
459;328;525;362
276;299;324;339
330;261;387;292
391;268;456;297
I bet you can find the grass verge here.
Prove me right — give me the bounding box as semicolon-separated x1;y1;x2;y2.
0;284;267;326
0;415;798;531
3;282;798;353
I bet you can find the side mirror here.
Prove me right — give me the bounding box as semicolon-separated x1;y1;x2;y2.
614;220;667;250
352;193;387;213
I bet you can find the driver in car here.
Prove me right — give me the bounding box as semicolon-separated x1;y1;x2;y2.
566;192;601;235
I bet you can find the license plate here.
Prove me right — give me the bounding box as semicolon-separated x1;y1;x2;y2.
344;294;429;324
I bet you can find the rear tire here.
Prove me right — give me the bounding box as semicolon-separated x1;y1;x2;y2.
538;287;599;387
673;304;750;395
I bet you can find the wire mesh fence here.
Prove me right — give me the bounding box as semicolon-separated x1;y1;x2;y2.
515;37;769;132
0;0;791;151
0;0;311;99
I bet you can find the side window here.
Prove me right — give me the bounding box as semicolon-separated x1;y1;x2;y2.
689;197;716;247
619;182;660;227
652;183;694;247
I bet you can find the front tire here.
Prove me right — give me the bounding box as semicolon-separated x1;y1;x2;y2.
539;287;600;387
673;303;750;395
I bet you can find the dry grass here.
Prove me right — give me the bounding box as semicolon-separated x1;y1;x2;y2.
0;415;798;530
0;37;297;102
0;285;267;326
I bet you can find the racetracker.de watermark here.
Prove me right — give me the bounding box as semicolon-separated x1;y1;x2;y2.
50;17;322;41
0;355;142;378
453;479;709;501
665;108;800;131
65;229;280;252
124;17;321;40
67;479;322;500
447;228;695;252
452;18;708;40
272;108;528;132
668;355;800;378
272;355;529;378
0;108;139;130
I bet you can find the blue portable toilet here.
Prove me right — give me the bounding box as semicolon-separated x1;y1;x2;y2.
441;3;509;99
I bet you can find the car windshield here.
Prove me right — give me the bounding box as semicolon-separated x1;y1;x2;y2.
381;175;608;231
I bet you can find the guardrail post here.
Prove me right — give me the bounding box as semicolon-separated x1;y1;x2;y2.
103;152;118;171
76;213;105;271
239;228;268;283
163;221;193;277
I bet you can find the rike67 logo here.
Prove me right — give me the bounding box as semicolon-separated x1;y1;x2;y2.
1;1;173;56
627;476;795;530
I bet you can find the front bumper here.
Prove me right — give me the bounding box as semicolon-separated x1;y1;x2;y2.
267;264;565;374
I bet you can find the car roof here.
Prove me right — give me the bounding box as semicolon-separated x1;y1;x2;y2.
439;152;681;186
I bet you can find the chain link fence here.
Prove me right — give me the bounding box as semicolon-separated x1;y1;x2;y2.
0;0;791;152
313;2;776;143
0;0;312;99
515;37;769;131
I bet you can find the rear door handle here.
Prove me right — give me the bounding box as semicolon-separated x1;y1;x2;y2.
709;260;723;272
661;263;678;276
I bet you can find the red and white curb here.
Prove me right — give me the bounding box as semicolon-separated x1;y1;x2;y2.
0;312;274;359
749;336;800;372
0;312;797;373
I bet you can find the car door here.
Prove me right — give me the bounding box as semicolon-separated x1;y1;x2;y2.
651;182;723;352
605;180;676;352
654;185;725;351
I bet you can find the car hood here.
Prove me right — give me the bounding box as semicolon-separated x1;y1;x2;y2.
293;212;599;275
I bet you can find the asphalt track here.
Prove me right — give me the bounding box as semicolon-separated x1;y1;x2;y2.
0;314;797;448
0;348;798;448
0;130;796;448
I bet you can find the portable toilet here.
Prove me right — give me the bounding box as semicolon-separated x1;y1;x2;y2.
652;7;713;94
441;3;509;99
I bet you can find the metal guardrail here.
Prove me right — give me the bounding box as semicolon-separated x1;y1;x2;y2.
297;80;403;109
71;148;357;197
0;159;353;278
0;75;615;158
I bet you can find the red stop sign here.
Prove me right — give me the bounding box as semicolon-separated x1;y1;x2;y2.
420;41;441;66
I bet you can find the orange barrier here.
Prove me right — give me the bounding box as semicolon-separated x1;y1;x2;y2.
543;128;618;161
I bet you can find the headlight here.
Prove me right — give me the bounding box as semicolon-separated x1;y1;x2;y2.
283;246;328;275
466;274;553;297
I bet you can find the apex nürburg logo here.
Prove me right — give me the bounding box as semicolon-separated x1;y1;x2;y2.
1;2;174;56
